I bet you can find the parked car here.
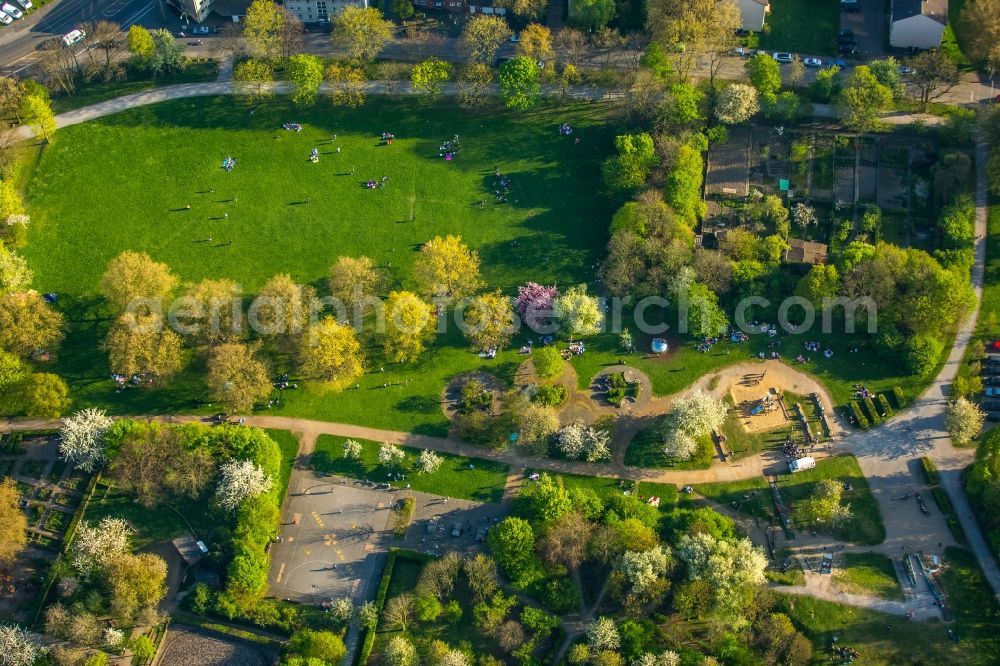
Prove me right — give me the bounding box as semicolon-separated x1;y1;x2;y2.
803;57;823;67
831;58;848;68
986;376;1000;386
62;29;85;46
426;517;439;534
841;0;860;12
982;401;1000;410
898;65;915;75
734;47;750;57
986;387;1000;396
1;3;20;18
988;412;1000;422
192;25;210;35
772;52;793;63
14;0;31;9
451;522;463;537
0;11;12;24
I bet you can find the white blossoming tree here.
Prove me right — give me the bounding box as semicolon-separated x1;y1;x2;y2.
716;83;759;125
59;408;114;472
660;391;728;461
355;600;379;629
0;624;46;666
438;650;470;666
384;636;419;666
378;442;405;468
215;459;273;511
329;598;355;624
555;421;612;462
676;533;767;623
417;449;443;474
618;545;672;596
633;651;680;666
71;517;133;575
103;626;126;649
343;439;364;460
586;617;620;652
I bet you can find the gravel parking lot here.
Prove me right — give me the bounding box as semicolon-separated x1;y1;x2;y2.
269;471;502;605
159;624;274;666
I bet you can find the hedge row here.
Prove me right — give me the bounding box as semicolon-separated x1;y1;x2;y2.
930;487;967;544
863;397;882;425
848;401;870;429
877;394;894;418
891;386;907;409
921;457;939;486
355;551;398;666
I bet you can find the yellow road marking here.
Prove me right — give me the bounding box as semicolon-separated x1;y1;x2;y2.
275;562;285;583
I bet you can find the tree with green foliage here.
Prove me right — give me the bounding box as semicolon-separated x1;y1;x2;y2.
532;345;563;378
463;290;516;352
149;29;185;76
659;82;703;128
795;264;840;307
288;629;347;663
665;139;706;224
555;284;603;337
499;56;541;110
100;250;178;312
461;14;512;65
299;316;365;389
411;58;452;99
234;59;274;105
458;63;493;109
767;91;801;123
287;54;324;106
207;342;272;412
838;65;893;131
20;91;55;142
745;53;781;103
798;479;852;527
326;63;367;108
603;133;658;192
496;0;548;21
242;0;285;62
487;517;544;589
383;291;436;362
867;57;904;100
905;334;943;377
333;6;393;63
0;290;63;357
810;65;841;102
568;0;615;29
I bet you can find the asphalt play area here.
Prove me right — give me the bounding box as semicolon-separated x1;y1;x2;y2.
269;470;503;604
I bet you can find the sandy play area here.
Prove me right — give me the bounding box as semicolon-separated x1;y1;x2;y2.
729;384;789;433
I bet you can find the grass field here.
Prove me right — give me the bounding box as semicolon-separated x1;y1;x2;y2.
623;428;714;470
696;455;884;545
758;0;839;56
939;547;1000;662
833;552;903;600
310;434;508;502
22;95;614;434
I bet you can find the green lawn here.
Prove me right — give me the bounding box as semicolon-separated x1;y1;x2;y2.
940;0;973;70
623;427;714;470
85;484;218;549
939;547;1000;662
23;95;614;435
758;0;840;56
545;469;678;509
774;593;974;665
833;552;903;600
310;434;508;503
266;428;301;502
696;455;884;545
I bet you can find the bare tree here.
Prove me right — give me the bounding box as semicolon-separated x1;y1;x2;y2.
280;8;305;59
554;27;589;68
82;21;126;82
214;23;245;60
37;42;79;95
0;77;22;123
0;129;23;179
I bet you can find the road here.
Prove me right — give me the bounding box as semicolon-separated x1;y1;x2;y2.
0;0;165;76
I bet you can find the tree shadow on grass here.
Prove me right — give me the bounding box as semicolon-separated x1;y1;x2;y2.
311;448;367;477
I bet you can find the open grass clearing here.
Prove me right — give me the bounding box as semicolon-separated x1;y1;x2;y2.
833;552;903;600
311;434;508;503
696;455;884;545
758;0;839;56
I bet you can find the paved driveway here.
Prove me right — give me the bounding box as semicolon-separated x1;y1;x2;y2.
840;0;888;60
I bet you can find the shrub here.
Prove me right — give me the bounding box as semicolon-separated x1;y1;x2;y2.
533;346;564;379
357;553;397;665
848;401;869;429
534;384;568;407
534;576;581;614
393;497;415;538
921;457;939;486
